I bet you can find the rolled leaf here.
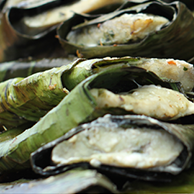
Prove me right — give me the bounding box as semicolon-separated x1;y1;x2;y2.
57;0;194;60
63;56;194;92
0;169;118;193
0;59;78;129
162;0;194;11
0;2;58;62
0;57;77;82
31;114;194;183
1;56;193;130
0;0;126;62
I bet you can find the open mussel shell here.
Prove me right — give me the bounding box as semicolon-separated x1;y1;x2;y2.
31;114;194;182
57;0;194;60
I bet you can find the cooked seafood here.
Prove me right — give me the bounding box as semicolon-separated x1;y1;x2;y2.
19;0;126;29
52;120;183;169
136;58;194;92
31;114;194;178
67;13;169;46
90;85;194;120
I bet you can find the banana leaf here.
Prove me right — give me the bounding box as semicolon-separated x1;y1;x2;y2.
0;0;126;62
0;1;59;62
0;65;185;172
1;56;192;130
0;168;118;193
3;167;194;194
162;0;194;11
57;0;194;60
30;114;194;183
62;56;194;92
0;57;77;82
0;60;79;129
125;163;194;193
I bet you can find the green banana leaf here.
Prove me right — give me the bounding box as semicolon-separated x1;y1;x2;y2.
0;60;78;130
1;56;192;130
0;2;58;62
126;164;194;193
0;168;118;193
63;56;194;92
0;57;136;129
0;65;183;172
0;57;77;82
162;0;194;11
57;0;194;60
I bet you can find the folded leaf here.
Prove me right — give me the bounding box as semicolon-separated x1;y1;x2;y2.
31;114;194;183
57;1;194;60
0;65;183;172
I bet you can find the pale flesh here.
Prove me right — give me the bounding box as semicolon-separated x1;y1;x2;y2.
67;13;169;46
52;125;183;169
90;85;194;120
138;58;194;92
20;0;126;28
